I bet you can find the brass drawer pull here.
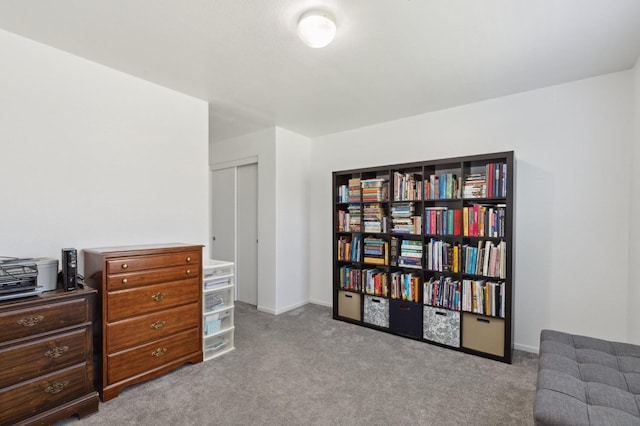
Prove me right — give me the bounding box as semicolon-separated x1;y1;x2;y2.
44;345;69;359
18;315;44;327
44;381;69;394
151;320;166;330
122;278;128;284
121;263;128;269
151;292;166;302
151;348;167;358
186;269;191;275
186;257;192;262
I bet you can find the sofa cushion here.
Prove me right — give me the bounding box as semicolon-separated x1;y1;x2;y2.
534;330;640;426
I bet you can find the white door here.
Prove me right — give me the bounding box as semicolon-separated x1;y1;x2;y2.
210;168;236;263
237;163;258;305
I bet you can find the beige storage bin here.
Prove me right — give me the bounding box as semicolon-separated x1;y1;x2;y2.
461;312;504;357
338;290;361;321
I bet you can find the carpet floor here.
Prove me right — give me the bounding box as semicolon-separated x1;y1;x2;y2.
57;301;538;426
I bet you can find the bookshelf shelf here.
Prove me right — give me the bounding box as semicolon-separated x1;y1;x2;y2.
332;152;515;363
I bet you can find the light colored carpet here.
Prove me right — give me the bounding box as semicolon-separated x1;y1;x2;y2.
58;302;538;426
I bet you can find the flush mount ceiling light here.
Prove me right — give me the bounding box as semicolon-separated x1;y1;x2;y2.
297;10;336;48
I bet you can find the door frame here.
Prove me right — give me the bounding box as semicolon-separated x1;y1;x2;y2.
210;155;258;302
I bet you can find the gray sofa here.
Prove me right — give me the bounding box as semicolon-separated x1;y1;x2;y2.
534;329;640;425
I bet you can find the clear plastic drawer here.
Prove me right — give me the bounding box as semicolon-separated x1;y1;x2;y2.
203;307;234;336
204;329;234;360
203;286;233;314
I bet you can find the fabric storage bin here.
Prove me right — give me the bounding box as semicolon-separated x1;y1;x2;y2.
389;300;422;338
461;312;505;357
363;295;389;328
338;290;361;321
423;306;460;347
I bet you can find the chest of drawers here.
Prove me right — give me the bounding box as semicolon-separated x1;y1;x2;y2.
83;243;203;401
0;289;99;425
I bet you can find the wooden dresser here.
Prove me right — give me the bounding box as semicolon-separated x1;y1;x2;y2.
0;288;99;425
83;243;203;401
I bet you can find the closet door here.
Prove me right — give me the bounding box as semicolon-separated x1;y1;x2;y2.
237;163;258;305
211;167;236;263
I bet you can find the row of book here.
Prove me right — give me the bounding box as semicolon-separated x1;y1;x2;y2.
338;164;507;203
425;207;461;236
363;203;387;233
461;279;505;318
424;276;460;311
361;178;388;202
425;173;461;200
391;202;421;234
338;266;506;315
390;271;420;302
363;237;388;265
393;172;422;201
363;268;388;297
390;238;423;269
336;178;363;203
425;239;507;278
486;162;507;198
340;204;505;238
340;235;506;279
463;163;508;199
337;184;350;203
338;265;362;292
337;235;361;262
464;204;506;237
339;271;505;318
337;205;362;232
463;240;507;278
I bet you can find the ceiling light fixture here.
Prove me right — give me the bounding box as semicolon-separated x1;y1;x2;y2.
297;10;336;48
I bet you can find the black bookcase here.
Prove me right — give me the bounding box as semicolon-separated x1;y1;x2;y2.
332;151;515;363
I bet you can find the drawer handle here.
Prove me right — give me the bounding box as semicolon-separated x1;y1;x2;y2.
121;263;128;270
186;269;191;275
122;278;128;284
435;311;447;317
186;257;192;262
151;320;166;330
152;348;167;358
477;318;491;324
400;305;410;310
44;345;70;358
151;293;166;302
44;381;69;394
18;315;44;327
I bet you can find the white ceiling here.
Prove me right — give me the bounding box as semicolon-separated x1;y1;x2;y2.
1;0;640;142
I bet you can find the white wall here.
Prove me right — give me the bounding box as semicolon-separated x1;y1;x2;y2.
629;58;640;344
274;128;311;312
209;127;311;314
310;71;634;351
209;128;277;312
0;29;209;271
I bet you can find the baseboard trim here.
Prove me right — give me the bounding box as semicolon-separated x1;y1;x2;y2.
257;300;310;315
308;299;331;308
257;305;276;314
514;342;539;354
